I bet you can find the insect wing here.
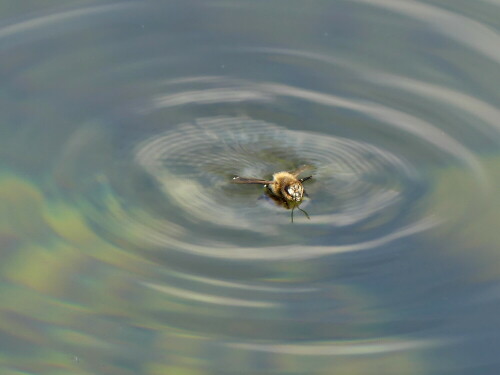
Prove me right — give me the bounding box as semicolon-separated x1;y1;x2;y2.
289;165;314;177
232;177;273;185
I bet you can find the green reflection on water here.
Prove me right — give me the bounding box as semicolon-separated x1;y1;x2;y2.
0;169;433;374
426;156;500;281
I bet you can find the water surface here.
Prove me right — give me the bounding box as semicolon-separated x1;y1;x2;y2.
1;1;500;374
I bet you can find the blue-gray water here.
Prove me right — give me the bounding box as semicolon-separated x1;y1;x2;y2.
1;1;500;374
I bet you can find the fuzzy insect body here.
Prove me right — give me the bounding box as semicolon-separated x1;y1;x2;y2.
232;166;313;222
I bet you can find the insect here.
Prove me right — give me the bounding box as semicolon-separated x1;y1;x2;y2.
232;165;313;222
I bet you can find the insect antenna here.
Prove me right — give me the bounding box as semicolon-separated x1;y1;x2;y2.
298;207;310;220
290;206;310;223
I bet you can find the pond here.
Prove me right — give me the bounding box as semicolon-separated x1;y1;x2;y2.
1;1;500;374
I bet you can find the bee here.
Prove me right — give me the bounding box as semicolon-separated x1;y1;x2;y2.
232;165;313;222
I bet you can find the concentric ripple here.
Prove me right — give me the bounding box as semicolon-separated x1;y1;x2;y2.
114;75;448;260
3;0;500;373
135;115;416;228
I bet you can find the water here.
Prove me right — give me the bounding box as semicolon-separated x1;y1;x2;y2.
1;1;500;374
